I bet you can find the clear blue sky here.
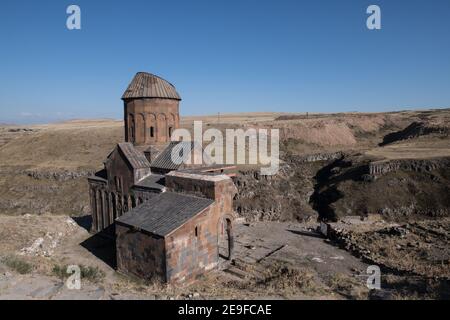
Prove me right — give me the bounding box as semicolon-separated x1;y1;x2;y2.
1;0;449;124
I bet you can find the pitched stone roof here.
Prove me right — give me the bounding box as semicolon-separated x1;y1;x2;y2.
116;192;213;237
122;72;181;101
134;174;165;191
150;141;208;172
117;142;151;169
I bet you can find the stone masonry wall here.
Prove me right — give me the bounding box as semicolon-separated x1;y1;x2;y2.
164;206;220;283
163;172;238;283
124;98;180;145
165;172;237;213
116;223;166;282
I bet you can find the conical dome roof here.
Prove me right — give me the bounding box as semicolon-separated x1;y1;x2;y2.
122;72;181;100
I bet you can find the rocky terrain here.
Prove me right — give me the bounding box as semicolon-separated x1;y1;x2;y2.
0;108;449;299
321;216;450;299
233;159;321;222
380;121;449;146
233;109;450;223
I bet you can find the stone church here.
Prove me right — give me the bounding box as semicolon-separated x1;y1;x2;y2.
87;72;237;283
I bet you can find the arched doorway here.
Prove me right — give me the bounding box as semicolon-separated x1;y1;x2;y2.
218;217;234;260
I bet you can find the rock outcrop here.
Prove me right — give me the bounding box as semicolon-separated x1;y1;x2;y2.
380;121;449;146
233;157;320;222
368;158;450;176
309;154;450;221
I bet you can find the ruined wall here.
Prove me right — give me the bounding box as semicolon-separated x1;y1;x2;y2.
124;98;180;145
116;222;166;282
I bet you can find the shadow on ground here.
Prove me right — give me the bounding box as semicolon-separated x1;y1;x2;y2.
78;221;117;269
72;215;92;232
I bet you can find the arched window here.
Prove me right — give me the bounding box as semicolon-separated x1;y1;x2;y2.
115;177;123;192
129;114;135;142
150;126;154;138
169;127;173;137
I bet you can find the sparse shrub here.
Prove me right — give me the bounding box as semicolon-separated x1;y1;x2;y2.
80;265;105;282
328;273;369;299
51;264;66;279
52;264;105;283
258;264;323;295
2;255;33;274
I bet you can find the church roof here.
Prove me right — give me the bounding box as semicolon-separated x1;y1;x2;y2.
150;141;210;172
150;141;192;171
134;174;165;191
116;192;213;237
121;72;181;101
117;142;151;169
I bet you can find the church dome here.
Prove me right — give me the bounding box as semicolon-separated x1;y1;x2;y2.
121;72;181;101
